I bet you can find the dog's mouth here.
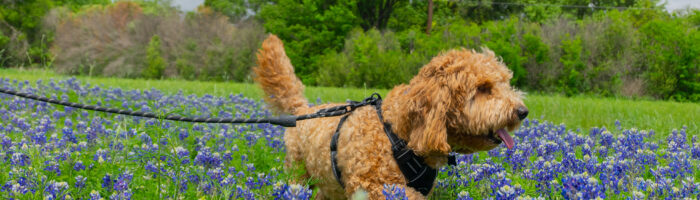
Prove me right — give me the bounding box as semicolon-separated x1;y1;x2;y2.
487;128;514;149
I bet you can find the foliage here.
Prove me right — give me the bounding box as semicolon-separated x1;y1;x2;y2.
50;2;265;81
257;0;360;84
316;29;419;88
0;0;109;67
143;35;166;79
638;18;700;101
313;8;698;101
1;0;697;101
558;34;586;96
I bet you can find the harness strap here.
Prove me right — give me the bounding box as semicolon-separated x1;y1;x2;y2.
330;114;350;187
329;93;456;196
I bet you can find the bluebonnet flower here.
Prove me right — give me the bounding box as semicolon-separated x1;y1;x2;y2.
10;152;30;166
531;157;562;193
178;128;189;141
89;190;102;200
75;175;86;189
94;148;110;163
193;148;223;168
599;131;614;147
691;142;700;160
44;160;61;175
496;184;524;200
74;161;86;171
456;191;474;200
381;184;408;200
560;172;605;199
102;174;113;192
145;161;159;176
631;191;645;200
1;136;11;148
44;180;69;200
283;184;313;200
207;167;225;182
173;146;190;164
246;163;256;172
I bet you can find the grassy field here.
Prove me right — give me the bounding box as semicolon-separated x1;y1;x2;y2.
2;68;699;199
2;68;698;136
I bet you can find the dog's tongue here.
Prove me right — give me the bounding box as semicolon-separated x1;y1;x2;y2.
496;129;514;149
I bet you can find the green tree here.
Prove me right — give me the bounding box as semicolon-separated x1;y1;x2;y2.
559;34;586;96
258;0;359;84
143;35;166;79
356;0;403;30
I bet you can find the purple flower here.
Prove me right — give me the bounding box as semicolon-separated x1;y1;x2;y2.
44;180;69;200
10;152;30;166
102;174;113;192
456;191;474;200
560;172;605;199
382;184;408;200
75;176;86;189
74;161;86;171
89;190;102;200
283;184;312;200
114;172;133;192
43;161;61;175
178;128;189;141
193;148;223;168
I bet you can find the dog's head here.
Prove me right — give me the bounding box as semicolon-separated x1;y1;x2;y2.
386;48;528;156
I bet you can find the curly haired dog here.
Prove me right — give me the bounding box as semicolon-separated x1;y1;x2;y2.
254;35;528;200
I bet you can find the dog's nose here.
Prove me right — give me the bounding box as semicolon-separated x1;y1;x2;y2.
516;106;529;120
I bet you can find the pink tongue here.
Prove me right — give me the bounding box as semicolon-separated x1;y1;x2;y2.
496;129;514;149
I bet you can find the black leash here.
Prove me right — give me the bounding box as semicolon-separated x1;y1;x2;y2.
0;87;380;127
2;87;456;194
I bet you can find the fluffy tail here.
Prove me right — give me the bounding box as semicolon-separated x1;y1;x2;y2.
253;35;309;114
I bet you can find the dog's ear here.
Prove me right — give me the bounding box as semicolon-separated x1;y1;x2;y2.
406;83;451;156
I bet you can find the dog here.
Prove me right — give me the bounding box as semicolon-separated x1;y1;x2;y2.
253;35;528;200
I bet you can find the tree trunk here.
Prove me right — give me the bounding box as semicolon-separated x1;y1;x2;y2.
426;0;433;35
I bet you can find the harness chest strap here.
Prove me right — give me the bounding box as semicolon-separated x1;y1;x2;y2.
329;99;456;196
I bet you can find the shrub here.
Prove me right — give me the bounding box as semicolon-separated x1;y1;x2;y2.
143;35;165;79
639;19;700;101
558;34;586;96
315;29;419;88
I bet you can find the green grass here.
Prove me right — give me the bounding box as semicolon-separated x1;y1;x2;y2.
2;68;698;136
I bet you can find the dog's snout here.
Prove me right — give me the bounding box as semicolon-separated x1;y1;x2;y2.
516;106;529;120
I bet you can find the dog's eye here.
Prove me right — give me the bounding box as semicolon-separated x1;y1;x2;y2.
478;84;492;94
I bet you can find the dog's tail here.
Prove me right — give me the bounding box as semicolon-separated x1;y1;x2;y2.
253;35;308;114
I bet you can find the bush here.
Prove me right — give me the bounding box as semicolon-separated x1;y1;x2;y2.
143;35;165;79
558;35;586;96
316;10;698;101
639;18;700;101
316;29;420;88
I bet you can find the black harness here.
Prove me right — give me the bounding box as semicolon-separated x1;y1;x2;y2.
329;93;456;196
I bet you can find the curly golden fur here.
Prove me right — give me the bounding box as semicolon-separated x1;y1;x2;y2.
254;35;528;200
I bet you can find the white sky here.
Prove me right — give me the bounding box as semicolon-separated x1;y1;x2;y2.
172;0;699;12
663;0;700;11
173;0;204;11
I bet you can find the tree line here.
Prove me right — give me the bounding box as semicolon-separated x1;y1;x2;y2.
0;0;698;101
